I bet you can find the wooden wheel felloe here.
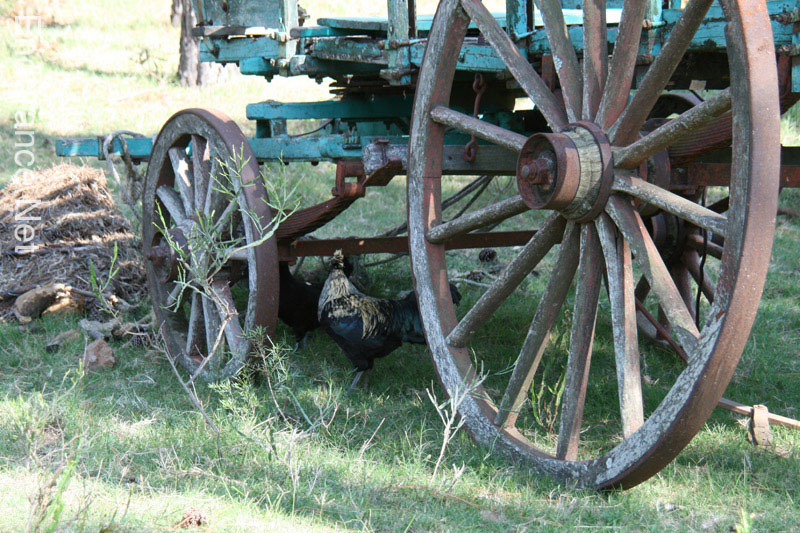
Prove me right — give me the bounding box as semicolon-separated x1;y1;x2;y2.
408;0;780;488
143;108;278;381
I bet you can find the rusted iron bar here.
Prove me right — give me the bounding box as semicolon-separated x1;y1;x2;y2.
426;195;528;244
685;233;723;259
672;162;800;189
429;106;527;152
273;230;537;260
613;89;731;169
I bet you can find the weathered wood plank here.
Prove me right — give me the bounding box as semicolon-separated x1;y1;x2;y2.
596;214;643;438
611;174;728;238
556;223;603;461
495;222;580;428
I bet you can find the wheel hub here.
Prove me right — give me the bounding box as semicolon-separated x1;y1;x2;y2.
516;121;613;222
148;225;192;283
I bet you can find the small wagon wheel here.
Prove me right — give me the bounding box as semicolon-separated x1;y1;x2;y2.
143;108;278;381
407;0;779;488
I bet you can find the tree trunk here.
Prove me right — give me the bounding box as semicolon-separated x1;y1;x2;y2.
170;0;182;27
178;0;199;87
178;0;222;87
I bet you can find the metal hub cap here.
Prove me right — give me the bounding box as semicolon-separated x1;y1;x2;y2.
517;121;613;221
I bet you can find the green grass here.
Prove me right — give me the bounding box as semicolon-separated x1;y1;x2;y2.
2;1;800;531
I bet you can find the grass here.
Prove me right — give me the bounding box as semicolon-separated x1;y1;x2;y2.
1;0;800;531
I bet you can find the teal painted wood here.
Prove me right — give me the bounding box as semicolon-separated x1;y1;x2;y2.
311;38;388;64
386;0;412;84
198;36;278;63
408;43;510;72
506;0;529;41
199;0;281;27
56;137;153;160
246;95;414;121
291;26;355;38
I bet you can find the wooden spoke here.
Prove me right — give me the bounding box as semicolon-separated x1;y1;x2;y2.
596;0;648;127
596;214;643;437
686;233;723;259
212;196;239;234
426;195;528;244
683;249;716;304
536;0;582;121
459;0;568;131
670;262;695;320
613;89;732;168
447;214;566;348
168;147;194;213
201;291;225;372
556;223;602;461
582;0;607;120
609;0;715;145
612;174;728;238
605;195;700;357
210;280;246;358
430;106;527;152
191;134;210;213
156;185;187;224
204;158;225;219
185;292;204;356
167;284;182;308
495;223;580;428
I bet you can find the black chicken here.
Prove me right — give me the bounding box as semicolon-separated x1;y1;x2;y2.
278;257;354;350
278;262;324;350
318;250;462;390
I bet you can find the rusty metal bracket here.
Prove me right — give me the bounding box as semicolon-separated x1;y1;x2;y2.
332;160;367;198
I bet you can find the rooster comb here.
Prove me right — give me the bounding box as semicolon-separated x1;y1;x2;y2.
331;249;346;269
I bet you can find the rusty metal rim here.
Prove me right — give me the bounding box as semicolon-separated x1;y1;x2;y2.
143;108;278;380
407;0;779;489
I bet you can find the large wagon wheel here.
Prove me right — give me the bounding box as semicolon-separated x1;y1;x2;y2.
408;0;779;488
143;108;278;381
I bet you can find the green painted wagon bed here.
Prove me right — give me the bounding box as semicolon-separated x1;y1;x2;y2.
58;0;800;489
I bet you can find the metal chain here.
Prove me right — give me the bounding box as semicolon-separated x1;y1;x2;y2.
463;73;487;164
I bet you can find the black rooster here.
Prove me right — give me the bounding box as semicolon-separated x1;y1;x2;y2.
278;262;324;350
278;257;354;350
318;250;461;390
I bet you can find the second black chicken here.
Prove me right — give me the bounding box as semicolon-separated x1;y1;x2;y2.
318;250;461;390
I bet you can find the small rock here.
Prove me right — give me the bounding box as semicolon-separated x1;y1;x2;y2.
478;248;498;263
83;338;116;369
45;329;81;353
12;284;83;322
42;293;84;317
177;507;208;528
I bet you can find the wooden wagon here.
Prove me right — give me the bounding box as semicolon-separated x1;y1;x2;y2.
58;0;800;488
